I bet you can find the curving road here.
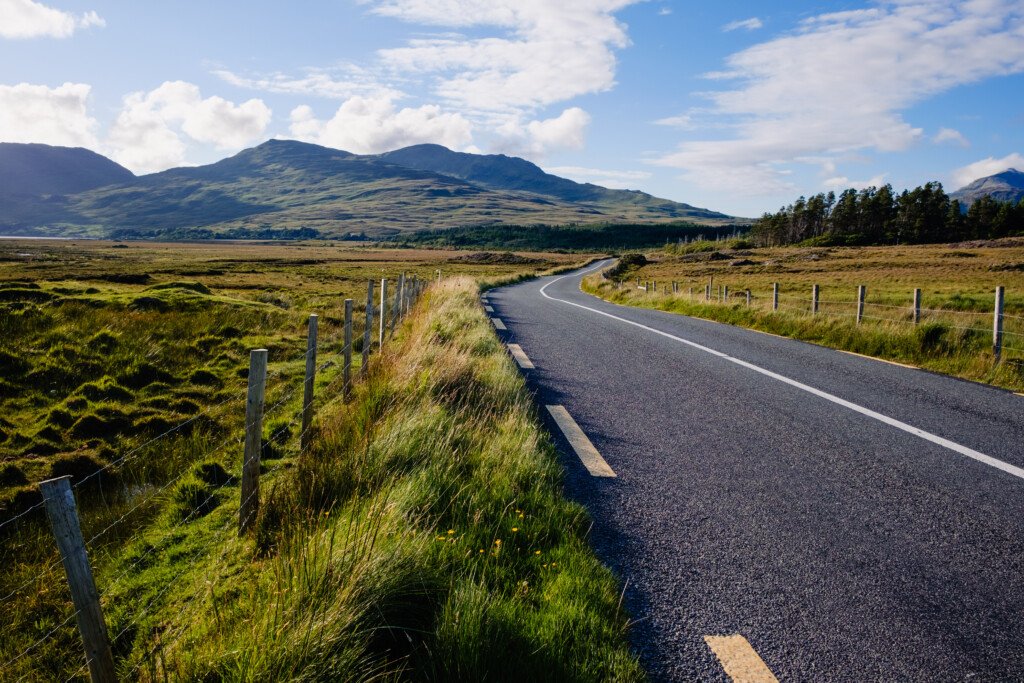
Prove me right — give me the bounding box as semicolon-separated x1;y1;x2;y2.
485;260;1024;682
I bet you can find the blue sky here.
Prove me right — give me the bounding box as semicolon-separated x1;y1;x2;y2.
1;0;1023;217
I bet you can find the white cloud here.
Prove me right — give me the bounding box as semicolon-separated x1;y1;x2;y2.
823;174;887;191
933;127;969;147
951;153;1024;188
107;81;271;174
658;7;672;16
495;107;591;157
0;82;99;147
213;67;402;101
653;0;1024;195
370;0;638;113
723;17;763;32
0;0;103;39
546;164;651;189
288;95;473;154
653;113;693;129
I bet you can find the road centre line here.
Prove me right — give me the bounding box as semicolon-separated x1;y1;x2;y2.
491;318;507;330
704;635;779;683
507;343;535;369
537;262;1024;482
545;405;616;477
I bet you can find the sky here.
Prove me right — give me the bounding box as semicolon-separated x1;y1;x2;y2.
1;0;1023;217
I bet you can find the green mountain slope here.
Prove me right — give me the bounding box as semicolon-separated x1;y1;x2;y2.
0;139;735;238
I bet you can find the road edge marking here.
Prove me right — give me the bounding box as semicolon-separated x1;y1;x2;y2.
537;262;1024;482
484;305;495;313
704;635;779;683
491;317;507;330
545;405;616;478
507;343;535;369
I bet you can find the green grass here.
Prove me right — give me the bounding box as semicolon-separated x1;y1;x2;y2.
583;251;1024;392
2;242;638;680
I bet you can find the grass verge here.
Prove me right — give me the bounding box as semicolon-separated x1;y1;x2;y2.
583;272;1024;392
85;277;642;681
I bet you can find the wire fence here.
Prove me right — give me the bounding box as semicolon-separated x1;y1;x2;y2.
0;270;434;681
612;276;1023;361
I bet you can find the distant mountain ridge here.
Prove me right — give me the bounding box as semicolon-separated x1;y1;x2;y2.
0;143;134;197
951;168;1024;206
0;140;735;238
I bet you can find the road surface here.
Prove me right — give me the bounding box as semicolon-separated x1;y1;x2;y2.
485;260;1024;682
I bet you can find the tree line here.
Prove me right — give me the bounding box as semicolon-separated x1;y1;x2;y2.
750;182;1024;247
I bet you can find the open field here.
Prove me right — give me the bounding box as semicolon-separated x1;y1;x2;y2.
584;240;1024;391
0;240;643;680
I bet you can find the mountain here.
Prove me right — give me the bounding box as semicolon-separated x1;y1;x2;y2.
950;168;1024;207
0;139;735;238
0;143;134;196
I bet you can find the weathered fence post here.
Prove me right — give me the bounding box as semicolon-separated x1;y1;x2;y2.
812;285;820;315
39;476;116;683
857;286;866;325
343;299;353;399
705;284;711;301
723;285;729;303
746;289;751;306
378;278;388;348
913;288;922;325
390;273;404;336
240;348;267;534
688;286;693;300
772;283;779;311
436;268;441;283
300;315;318;450
994;286;1005;361
362;279;374;378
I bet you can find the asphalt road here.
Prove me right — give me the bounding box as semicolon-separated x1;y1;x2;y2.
486;260;1024;682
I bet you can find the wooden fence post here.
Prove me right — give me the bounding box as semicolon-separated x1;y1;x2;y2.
812;285;820;315
913;288;922;325
240;348;267;534
688;287;693;299
705;284;710;301
746;289;751;306
436;269;441;283
723;285;729;303
343;299;353;399
390;273;404;337
300;315;318;450
994;286;1005;361
857;286;866;325
772;283;779;311
362;279;374;378
39;476;116;683
378;278;388;349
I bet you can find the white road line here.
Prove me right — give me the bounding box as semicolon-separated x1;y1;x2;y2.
491;317;507;330
507;343;535;369
545;405;616;477
704;635;779;683
484;305;495;313
537;262;1024;482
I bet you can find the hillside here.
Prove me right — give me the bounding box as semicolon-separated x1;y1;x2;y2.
0;143;134;197
951;168;1024;206
0;140;735;239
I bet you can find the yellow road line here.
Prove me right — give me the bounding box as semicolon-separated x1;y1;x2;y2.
491;318;507;330
507;343;535;369
704;635;779;683
837;349;919;370
545;405;616;478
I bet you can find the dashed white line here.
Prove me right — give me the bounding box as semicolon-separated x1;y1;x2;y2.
545;405;616;478
507;343;535;369
484;305;495;313
491;318;507;330
537;262;1024;482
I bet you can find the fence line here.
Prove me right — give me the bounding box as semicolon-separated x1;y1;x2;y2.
1;270;434;682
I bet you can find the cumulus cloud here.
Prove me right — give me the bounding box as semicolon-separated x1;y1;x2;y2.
370;0;638;113
0;82;99;147
951;153;1024;188
933;127;969;147
653;0;1024;194
0;0;103;39
107;81;271;173
288;95;472;153
494;107;591;157
722;17;762;32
